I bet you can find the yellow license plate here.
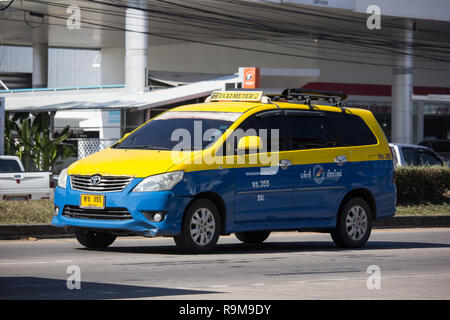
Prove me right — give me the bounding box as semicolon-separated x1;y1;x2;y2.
80;194;105;209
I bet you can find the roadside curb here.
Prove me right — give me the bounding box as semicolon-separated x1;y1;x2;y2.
373;215;450;229
0;224;74;240
1;215;450;240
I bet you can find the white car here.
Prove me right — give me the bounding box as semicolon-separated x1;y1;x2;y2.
0;156;53;200
389;143;444;167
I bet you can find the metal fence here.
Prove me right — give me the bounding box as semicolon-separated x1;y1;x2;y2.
77;139;117;159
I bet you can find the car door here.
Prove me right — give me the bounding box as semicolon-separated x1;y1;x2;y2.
287;110;347;221
231;110;294;223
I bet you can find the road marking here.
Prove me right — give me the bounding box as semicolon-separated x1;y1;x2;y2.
0;260;74;266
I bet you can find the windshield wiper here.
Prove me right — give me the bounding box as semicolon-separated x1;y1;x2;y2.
116;145;170;150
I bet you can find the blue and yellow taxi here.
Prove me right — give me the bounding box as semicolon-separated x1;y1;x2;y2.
52;89;396;253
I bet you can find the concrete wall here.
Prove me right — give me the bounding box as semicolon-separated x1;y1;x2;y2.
100;39;450;88
101;48;125;86
147;40;319;74
353;0;450;22
282;0;450;22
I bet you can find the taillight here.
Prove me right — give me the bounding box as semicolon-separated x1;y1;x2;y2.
389;148;396;183
50;175;55;188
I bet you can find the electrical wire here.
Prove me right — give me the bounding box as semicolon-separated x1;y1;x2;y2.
0;0;15;11
2;0;450;69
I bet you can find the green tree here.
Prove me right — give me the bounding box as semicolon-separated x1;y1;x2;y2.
5;112;76;172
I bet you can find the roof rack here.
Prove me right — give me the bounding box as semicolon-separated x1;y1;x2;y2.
267;88;348;112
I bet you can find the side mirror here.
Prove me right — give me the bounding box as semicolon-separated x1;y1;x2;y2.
238;136;262;150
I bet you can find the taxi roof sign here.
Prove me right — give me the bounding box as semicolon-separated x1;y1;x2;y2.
209;91;263;102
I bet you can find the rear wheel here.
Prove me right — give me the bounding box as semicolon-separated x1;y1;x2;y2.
331;197;372;248
235;231;271;244
74;229;116;248
174;199;221;253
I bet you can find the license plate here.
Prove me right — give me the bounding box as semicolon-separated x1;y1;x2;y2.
80;194;105;209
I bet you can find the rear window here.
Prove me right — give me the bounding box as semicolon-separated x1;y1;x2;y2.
327;112;378;146
0;159;22;173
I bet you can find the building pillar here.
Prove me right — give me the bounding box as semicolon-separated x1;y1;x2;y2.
416;101;424;143
125;6;148;93
391;20;414;144
32;42;48;88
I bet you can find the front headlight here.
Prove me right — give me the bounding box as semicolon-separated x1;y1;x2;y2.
58;168;68;189
132;171;184;192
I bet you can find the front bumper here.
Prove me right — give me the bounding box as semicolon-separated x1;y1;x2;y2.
52;178;191;236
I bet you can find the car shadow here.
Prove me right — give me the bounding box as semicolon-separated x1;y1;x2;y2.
78;239;450;255
0;276;219;300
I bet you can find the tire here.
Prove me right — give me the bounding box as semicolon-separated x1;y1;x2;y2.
174;199;221;253
331;197;372;248
235;231;271;244
74;229;117;249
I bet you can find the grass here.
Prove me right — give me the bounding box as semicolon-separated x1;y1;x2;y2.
0;200;449;225
396;203;450;216
0;200;54;224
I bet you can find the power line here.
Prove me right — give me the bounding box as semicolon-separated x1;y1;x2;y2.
3;0;450;69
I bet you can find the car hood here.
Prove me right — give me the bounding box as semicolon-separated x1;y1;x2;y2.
68;148;193;178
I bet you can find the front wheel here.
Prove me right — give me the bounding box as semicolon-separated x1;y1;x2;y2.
331;197;372;248
74;229;117;248
174;199;221;253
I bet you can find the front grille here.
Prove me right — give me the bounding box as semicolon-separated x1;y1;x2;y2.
63;205;132;220
70;175;133;192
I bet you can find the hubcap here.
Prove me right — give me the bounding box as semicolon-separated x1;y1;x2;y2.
345;205;368;241
190;208;215;246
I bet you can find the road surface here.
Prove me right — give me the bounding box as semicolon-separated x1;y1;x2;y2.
1;228;449;299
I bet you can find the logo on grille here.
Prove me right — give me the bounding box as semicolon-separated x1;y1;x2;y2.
90;175;101;185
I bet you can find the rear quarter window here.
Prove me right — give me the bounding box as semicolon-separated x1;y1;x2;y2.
327;112;378;146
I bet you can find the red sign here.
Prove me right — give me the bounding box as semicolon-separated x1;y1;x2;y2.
242;67;260;89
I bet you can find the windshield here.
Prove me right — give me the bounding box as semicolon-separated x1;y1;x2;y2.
113;111;242;151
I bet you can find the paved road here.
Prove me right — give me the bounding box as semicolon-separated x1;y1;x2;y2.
1;228;449;300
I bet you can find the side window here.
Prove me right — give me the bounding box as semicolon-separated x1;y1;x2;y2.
286;113;338;150
227;112;287;154
418;151;441;166
327;112;378;146
402;147;420;166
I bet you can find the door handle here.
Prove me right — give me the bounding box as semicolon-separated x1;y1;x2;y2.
334;155;348;166
279;159;292;170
